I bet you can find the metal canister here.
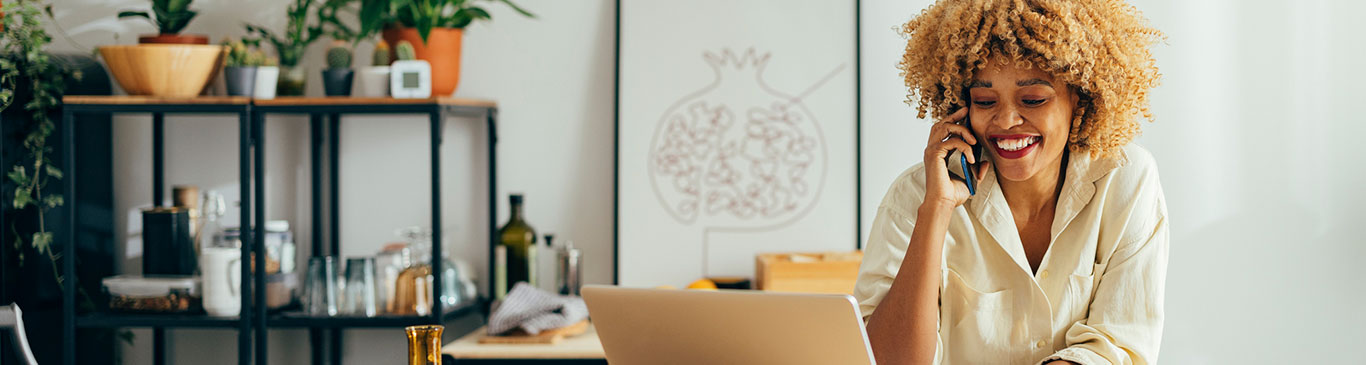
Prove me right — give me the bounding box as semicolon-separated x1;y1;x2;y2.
142;206;196;275
556;241;582;296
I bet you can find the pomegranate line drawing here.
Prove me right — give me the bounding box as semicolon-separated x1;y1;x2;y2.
646;48;847;276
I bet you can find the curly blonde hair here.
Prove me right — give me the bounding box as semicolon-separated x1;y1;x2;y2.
899;0;1163;158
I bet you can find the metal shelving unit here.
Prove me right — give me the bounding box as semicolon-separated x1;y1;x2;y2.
252;97;499;365
60;96;255;365
58;96;499;365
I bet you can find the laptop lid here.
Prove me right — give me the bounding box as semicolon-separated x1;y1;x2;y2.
583;285;875;365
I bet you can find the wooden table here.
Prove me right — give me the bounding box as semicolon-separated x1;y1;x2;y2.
442;325;606;364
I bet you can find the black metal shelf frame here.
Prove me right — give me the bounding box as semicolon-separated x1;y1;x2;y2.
252;102;498;365
60;103;255;365
58;99;499;365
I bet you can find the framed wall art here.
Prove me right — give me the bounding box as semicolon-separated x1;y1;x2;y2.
614;0;861;286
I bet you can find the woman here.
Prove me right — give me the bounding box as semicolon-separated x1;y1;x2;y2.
855;0;1167;364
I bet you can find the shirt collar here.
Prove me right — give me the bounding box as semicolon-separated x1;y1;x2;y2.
965;147;1129;275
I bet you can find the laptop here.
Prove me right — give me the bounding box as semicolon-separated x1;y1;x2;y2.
582;285;875;365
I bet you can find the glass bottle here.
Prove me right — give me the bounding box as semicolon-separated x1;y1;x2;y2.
391;234;433;316
496;194;537;299
405;325;444;365
197;190;228;250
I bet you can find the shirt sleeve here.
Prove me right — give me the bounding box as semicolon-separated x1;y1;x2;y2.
854;166;944;364
1040;203;1170;365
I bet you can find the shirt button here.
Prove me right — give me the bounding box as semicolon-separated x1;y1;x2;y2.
1040;270;1049;279
1036;339;1048;348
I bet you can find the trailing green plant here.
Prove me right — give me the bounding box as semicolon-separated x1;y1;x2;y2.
394;40;415;61
371;40;390;66
117;0;199;35
245;0;324;67
325;41;351;69
1;0;79;286
359;0;535;44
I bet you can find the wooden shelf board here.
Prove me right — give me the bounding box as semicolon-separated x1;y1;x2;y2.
63;95;251;105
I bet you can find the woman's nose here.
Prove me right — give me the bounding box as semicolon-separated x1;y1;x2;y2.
992;103;1024;129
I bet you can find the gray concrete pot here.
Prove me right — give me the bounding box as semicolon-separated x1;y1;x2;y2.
223;66;257;97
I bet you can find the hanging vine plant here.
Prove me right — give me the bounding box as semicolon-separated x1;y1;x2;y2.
2;0;80;288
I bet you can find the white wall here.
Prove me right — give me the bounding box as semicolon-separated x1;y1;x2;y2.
46;0;1366;363
860;0;1366;363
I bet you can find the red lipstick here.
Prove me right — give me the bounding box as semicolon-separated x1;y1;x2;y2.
989;134;1041;160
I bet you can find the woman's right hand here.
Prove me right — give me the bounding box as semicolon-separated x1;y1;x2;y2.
922;108;990;212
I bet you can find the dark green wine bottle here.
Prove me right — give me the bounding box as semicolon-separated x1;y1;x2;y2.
496;194;537;299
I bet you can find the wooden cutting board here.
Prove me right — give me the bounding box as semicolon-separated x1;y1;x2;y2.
478;320;590;345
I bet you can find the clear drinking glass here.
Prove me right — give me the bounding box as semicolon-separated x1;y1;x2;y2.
341;257;378;317
303;256;339;316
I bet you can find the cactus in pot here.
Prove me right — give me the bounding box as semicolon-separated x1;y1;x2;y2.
396;40;416;61
373;41;391;66
221;38;261;97
355;40;393;97
321;40;355;96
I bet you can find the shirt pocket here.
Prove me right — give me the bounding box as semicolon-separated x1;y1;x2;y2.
943;269;1013;360
1063;263;1107;320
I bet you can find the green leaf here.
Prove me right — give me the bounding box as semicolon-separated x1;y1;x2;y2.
13;189;32;209
43;195;63;208
8;166;28;185
31;232;52;255
497;0;535;18
116;11;150;20
44;164;62;179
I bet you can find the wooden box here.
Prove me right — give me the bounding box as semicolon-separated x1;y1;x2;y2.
755;251;863;294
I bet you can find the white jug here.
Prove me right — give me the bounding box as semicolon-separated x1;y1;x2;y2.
200;247;242;316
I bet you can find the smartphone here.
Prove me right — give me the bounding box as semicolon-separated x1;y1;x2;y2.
944;109;983;195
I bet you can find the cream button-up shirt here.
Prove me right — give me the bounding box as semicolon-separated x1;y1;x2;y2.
855;144;1169;365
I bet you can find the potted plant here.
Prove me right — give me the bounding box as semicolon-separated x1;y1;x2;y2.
221;39;266;97
359;0;534;96
322;41;353;96
118;0;208;44
355;40;390;97
247;0;325;96
254;55;280;99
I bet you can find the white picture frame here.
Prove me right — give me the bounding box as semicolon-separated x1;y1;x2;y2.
614;0;861;287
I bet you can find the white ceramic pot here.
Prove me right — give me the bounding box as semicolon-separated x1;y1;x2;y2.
355;66;391;97
254;66;280;99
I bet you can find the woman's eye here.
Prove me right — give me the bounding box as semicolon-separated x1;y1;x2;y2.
972;100;996;107
1022;98;1047;106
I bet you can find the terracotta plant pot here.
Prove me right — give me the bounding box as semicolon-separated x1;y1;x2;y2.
382;26;462;96
99;44;225;97
138;33;210;45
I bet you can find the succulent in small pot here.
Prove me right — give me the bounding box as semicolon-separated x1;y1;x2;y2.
221;39;265;97
119;0;208;44
355;40;392;97
321;41;354;96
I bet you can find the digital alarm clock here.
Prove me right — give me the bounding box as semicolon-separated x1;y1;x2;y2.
389;60;432;98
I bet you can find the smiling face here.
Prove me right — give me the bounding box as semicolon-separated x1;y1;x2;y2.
967;60;1079;183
